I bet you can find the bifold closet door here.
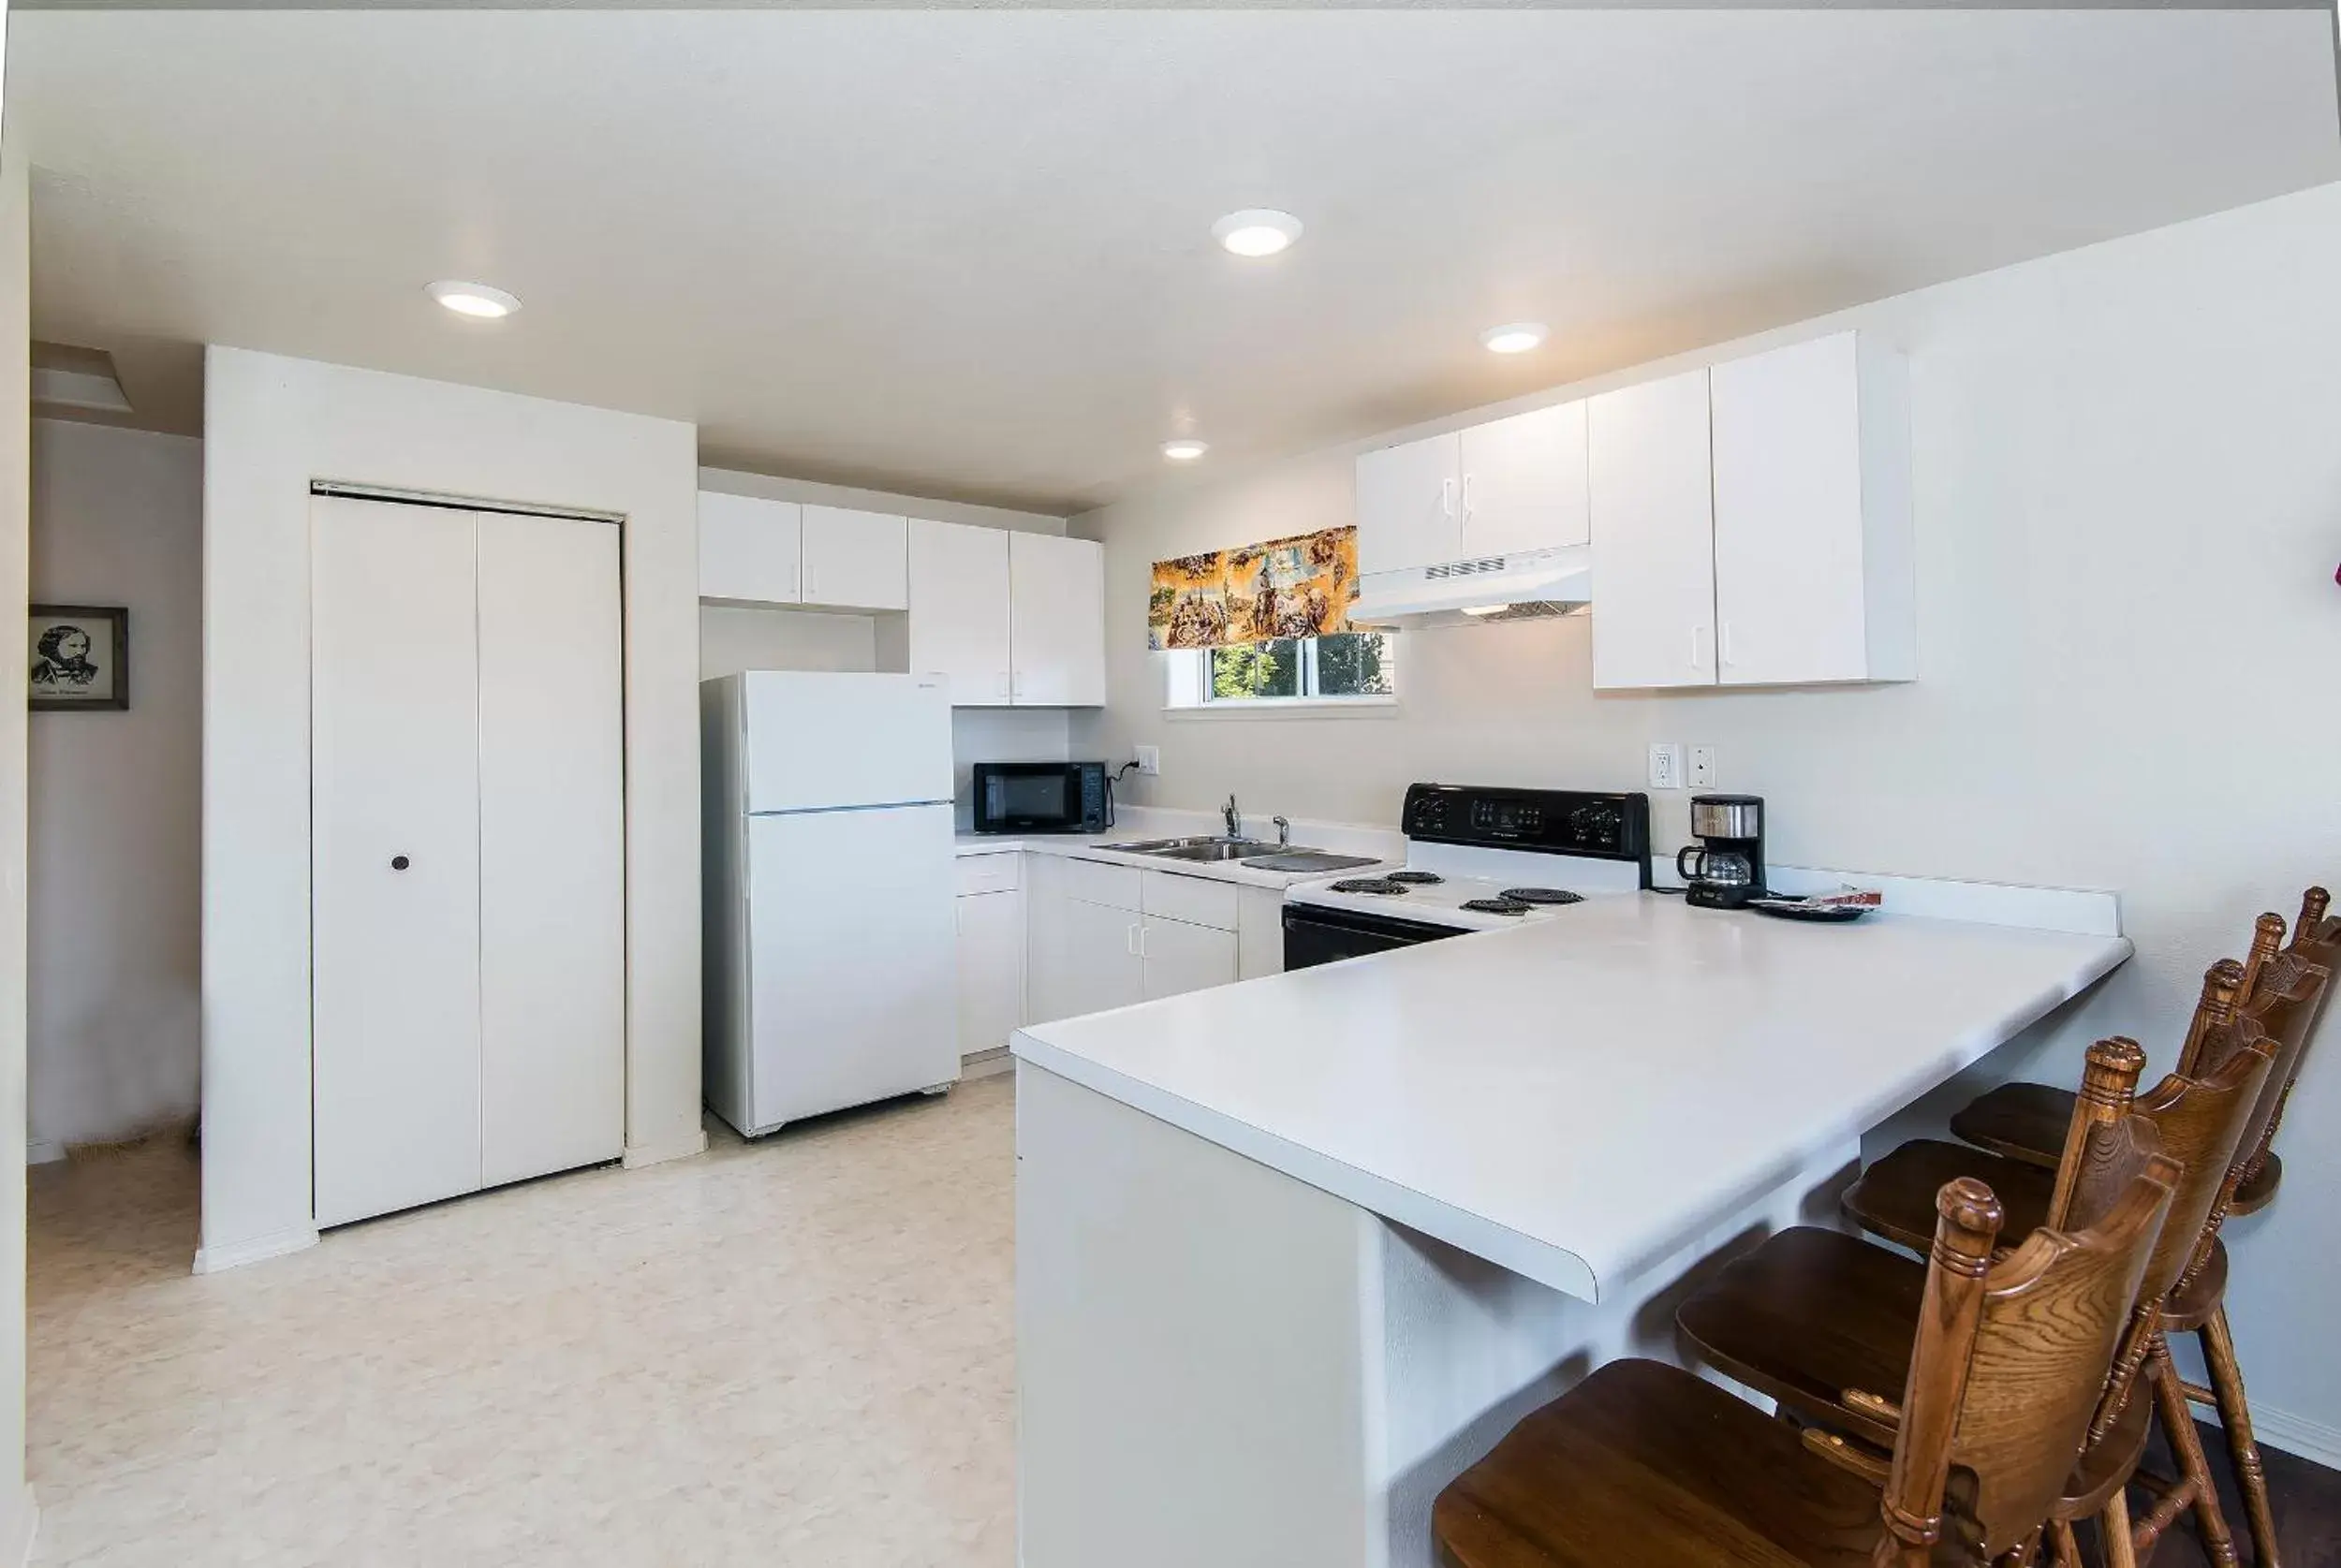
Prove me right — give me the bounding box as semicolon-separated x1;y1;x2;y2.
476;511;626;1187
312;497;486;1228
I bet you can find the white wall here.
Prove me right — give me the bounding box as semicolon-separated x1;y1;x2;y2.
26;420;201;1154
200;347;703;1273
1073;181;2341;1454
698;605;876;681
0;104;37;1563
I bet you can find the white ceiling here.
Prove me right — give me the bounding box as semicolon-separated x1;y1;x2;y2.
14;8;2337;513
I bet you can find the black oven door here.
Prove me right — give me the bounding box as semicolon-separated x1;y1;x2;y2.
1282;903;1464;971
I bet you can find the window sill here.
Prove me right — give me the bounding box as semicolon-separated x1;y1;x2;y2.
1163;696;1401;722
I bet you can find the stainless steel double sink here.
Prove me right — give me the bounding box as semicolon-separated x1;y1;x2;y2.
1100;836;1381;875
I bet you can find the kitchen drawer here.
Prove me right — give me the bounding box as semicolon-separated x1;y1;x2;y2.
1058;856;1141;912
1141;870;1240;932
956;852;1022;897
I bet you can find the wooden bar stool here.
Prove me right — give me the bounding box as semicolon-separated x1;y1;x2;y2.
1953;889;2336;1214
1677;1016;2270;1568
1832;998;2282;1567
1434;1155;2179;1568
1948;909;2332;1567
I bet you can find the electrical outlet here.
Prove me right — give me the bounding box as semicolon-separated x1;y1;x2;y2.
1134;745;1160;777
1647;742;1684;791
1688;746;1716;787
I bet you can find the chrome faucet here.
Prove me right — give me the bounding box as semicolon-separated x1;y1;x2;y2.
1223;795;1242;841
1273;814;1291;847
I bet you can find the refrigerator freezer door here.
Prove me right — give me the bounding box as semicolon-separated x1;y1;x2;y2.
744;801;960;1130
742;671;952;813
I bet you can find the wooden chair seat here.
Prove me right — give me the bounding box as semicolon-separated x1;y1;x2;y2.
2162;1233;2230;1333
1843;1139;2054;1254
1950;1087;2285;1213
1675;1225;2156;1516
1432;1358;1892;1568
1948;1080;2071;1169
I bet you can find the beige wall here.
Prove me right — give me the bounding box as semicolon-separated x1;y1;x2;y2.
1073;181;2341;1456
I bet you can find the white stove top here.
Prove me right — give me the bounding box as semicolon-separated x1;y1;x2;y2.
1285;840;1646;933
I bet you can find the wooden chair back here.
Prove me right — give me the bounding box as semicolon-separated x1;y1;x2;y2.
2123;1005;2273;1299
1875;1147;2180;1565
2226;946;2330;1184
2219;885;2341;1194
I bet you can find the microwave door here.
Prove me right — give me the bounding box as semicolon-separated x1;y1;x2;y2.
985;769;1071;828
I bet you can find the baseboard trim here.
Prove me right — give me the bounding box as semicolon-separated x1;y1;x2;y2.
2195;1398;2341;1473
961;1048;1013;1082
191;1224;318;1275
24;1140;63;1166
623;1128;708;1169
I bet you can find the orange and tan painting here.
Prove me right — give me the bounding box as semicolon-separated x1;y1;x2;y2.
1148;525;1358;651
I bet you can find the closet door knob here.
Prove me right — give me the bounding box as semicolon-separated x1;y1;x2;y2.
390;855;411;872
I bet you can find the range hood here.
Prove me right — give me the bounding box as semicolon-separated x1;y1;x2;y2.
1347;545;1592;629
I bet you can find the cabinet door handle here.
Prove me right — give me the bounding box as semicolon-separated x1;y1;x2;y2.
1461;473;1475;519
1126;923;1140;957
1690;625;1709;671
996;671;1011;698
1440;478;1457;520
1720;622;1736;667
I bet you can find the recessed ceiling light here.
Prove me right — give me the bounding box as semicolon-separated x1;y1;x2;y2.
1212;210;1303;258
1161;439;1210;462
1480;322;1549;355
426;280;522;320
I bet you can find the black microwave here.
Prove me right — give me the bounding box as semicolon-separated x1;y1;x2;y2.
972;761;1111;835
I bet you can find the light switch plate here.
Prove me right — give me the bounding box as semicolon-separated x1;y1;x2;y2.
1647;742;1684;791
1134;745;1161;777
1688;746;1716;787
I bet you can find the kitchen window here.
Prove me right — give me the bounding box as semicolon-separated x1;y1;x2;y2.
1163;631;1397;711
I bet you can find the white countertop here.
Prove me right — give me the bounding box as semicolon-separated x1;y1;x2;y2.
1011;894;2130;1301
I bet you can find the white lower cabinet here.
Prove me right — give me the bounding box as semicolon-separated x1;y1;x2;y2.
954;887;1025;1059
1141;916;1238;1001
1238;887;1286;981
1024;857;1257;1023
1049;898;1146;1020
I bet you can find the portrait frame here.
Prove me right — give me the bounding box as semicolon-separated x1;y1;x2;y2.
28;605;128;712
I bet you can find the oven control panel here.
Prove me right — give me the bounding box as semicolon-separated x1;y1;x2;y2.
1401;783;1651;876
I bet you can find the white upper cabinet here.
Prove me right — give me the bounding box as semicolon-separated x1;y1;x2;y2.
801;506;908;611
1009;533;1106;707
1588;369;1718;690
1709;332;1913;685
906;519;1013;705
1458;402;1590;557
1356;433;1464;575
1358;402;1590;575
699;492;802;605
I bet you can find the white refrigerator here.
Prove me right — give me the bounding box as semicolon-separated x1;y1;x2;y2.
701;671;961;1136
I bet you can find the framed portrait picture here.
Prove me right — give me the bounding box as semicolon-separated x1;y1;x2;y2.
29;605;128;711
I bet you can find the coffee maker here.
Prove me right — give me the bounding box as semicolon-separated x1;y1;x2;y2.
1675;794;1766;909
